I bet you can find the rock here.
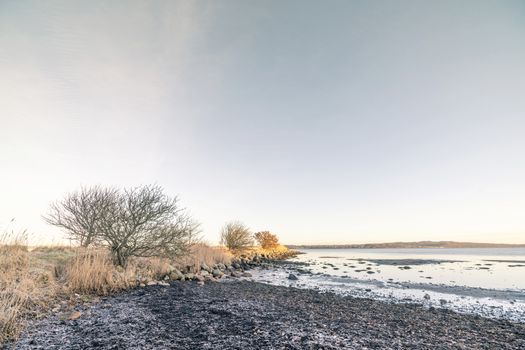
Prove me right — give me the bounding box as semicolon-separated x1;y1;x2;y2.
241;272;252;277
68;311;82;320
158;281;170;287
288;274;298;280
439;299;447;306
194;274;205;282
51;305;61;313
197;281;204;286
424;293;431;300
185;273;195;280
233;263;241;269
231;271;242;278
200;270;210;277
212;269;222;278
200;263;211;272
169;269;184;281
139;283;146;288
147;281;158;286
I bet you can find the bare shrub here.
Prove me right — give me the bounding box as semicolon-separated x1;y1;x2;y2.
45;185;200;267
220;221;253;252
43;186;116;247
254;231;279;249
99;185;200;266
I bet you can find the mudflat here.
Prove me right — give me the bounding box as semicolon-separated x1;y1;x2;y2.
12;281;525;350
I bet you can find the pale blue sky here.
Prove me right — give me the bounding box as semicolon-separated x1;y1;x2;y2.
1;0;524;244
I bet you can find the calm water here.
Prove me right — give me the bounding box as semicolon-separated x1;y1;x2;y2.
249;247;525;321
291;248;525;290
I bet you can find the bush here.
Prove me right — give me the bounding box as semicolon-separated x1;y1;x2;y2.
45;184;200;267
254;231;279;249
220;222;253;252
43;185;116;247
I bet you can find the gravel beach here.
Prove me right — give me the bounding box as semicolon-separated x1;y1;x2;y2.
11;280;525;350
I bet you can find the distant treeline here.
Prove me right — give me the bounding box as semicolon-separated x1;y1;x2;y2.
286;241;525;249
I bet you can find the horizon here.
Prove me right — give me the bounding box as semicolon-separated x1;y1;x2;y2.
285;240;525;246
1;0;525;245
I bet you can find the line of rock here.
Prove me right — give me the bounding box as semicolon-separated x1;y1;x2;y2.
137;249;298;287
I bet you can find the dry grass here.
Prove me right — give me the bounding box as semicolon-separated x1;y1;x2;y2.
128;256;174;283
60;249;133;295
0;231;35;344
179;243;232;272
243;244;293;259
0;238;234;345
0;243;134;344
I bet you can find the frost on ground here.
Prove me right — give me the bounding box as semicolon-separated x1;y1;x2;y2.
11;281;525;350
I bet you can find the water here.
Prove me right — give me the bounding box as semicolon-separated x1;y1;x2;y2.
248;248;525;322
293;248;525;290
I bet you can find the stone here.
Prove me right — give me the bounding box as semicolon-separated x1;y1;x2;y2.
212;269;222;278
241;272;252;277
169;269;184;281
200;270;210;277
288;274;298;280
201;263;211;272
231;271;242;278
185;273;195;280
147;281;158;286
194;274;205;282
158;281;170;287
68;311;82;320
424;294;431;300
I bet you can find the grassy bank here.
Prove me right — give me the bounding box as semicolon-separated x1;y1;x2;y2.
0;232;293;345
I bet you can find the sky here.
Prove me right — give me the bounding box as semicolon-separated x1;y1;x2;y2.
1;0;524;245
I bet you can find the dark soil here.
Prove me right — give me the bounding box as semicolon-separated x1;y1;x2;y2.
11;281;525;349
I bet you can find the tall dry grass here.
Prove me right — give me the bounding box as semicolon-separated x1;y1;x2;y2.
0;230;33;344
60;249;133;295
179;243;232;273
0;236;234;345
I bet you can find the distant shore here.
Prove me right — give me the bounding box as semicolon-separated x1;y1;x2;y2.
286;241;525;249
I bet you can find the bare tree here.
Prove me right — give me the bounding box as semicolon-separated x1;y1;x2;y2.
43;186;116;247
44;184;200;266
220;221;253;251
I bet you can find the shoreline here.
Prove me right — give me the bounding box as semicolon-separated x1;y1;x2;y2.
11;280;525;349
6;250;525;349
